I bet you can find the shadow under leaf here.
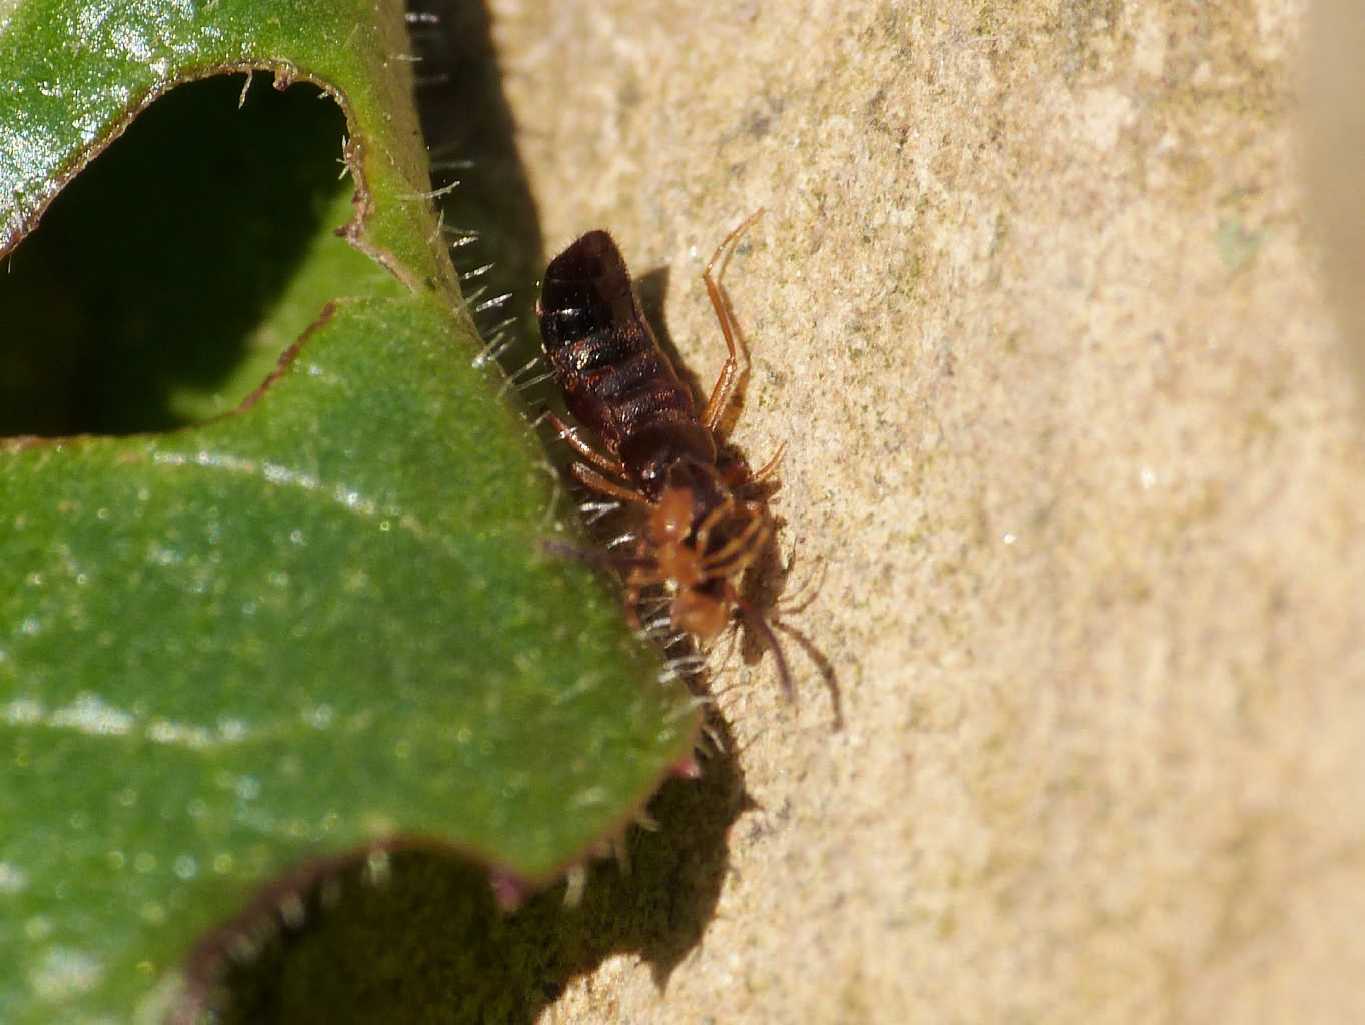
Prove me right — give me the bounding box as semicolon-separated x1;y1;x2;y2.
218;713;749;1024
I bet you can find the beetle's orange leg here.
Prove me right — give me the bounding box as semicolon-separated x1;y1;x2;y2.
700;210;764;434
720;440;786;491
571;463;649;506
545;411;626;477
746;441;787;485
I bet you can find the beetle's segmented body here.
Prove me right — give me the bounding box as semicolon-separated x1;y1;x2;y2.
536;213;793;696
540;231;716;500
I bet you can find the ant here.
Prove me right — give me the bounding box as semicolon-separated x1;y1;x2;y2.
536;211;794;698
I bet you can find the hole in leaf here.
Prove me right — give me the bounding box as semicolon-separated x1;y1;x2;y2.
0;73;369;437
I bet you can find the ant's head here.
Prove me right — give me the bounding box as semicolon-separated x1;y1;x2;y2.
647;461;717;593
647;459;730;551
645;460;735;639
647;460;771;643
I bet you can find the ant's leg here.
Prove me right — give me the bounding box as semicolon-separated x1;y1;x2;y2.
624;538;663;630
571;463;650;506
544;410;626;476
701;210;765;434
702;508;771;574
624;567;646;630
693;495;738;554
776;558;828;617
625;593;644;629
733;587;796;701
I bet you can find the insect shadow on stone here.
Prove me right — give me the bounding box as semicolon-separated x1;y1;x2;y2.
536;211;794;698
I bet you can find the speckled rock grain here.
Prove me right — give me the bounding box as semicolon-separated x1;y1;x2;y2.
491;1;1365;1022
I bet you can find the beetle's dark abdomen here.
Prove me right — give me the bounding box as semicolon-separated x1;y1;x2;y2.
538;231;715;494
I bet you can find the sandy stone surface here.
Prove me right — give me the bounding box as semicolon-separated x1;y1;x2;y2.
485;1;1365;1021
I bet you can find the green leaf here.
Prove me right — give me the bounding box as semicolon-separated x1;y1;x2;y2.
0;2;699;1023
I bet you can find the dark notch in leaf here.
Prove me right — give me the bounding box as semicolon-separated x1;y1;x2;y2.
0;74;389;436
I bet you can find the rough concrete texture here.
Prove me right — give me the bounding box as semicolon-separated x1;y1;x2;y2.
490;1;1365;1021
